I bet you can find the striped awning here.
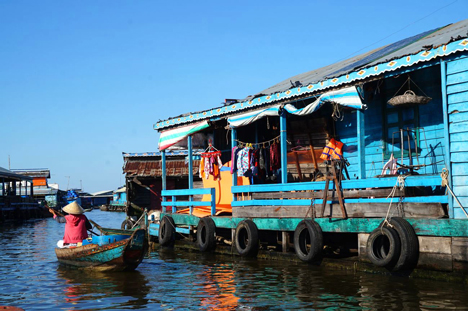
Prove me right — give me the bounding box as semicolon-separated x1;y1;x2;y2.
158;121;210;151
228;86;364;128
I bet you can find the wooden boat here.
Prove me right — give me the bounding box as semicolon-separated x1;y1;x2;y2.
89;219;136;236
55;229;146;271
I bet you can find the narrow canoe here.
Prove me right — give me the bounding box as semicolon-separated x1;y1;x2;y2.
55;229;146;272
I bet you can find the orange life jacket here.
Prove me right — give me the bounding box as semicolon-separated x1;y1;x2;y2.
320;138;344;160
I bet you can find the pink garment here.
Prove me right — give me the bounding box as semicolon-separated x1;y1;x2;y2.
381;154;398;175
62;214;89;244
204;156;211;179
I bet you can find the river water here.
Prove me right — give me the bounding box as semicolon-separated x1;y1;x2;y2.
1;210;468;310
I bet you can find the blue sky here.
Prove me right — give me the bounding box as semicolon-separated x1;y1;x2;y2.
0;1;466;193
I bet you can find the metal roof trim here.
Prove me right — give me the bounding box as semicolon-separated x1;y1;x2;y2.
154;37;468;132
123;150;204;158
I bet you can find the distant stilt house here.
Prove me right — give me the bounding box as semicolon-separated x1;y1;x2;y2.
106;186;127;211
85;190;113;208
0;167;42;221
122;151;201;219
10;169;69;209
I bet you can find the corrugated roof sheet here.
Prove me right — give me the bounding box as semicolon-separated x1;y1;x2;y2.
155;19;468;131
0;167;34;181
10;169;50;178
258;21;467;96
124;159;200;177
33;188;58;195
123;150;204;158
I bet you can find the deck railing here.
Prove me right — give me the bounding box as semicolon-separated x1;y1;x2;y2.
161;188;216;216
231;174;447;218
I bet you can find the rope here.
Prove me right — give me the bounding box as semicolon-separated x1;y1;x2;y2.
331;102;344;121
235;135;292;148
235;135;280;148
381;175;408;229
130;209;147;229
441;168;468;218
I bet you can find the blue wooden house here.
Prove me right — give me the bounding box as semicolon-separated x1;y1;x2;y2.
148;20;468;274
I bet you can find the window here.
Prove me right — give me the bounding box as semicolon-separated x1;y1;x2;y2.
383;104;419;158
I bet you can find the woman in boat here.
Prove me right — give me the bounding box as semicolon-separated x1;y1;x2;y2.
48;201;92;247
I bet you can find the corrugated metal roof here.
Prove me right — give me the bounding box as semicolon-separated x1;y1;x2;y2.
10;169;50;178
115;187;126;193
33;188;58;195
0;167;34;181
123;150;204;158
91;190;113;196
124;159;200;177
154;19;468;131
258;21;467;96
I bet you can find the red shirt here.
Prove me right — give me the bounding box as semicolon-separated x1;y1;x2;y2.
62;214;89;244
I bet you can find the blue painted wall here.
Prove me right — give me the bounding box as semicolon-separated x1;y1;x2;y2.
445;55;468;218
338;64;446;179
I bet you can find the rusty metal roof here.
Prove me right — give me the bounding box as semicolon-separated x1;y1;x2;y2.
123;159;200;177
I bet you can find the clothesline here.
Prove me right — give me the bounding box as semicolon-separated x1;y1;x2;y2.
235;135;291;148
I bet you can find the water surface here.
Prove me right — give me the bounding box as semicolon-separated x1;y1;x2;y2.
0;210;467;310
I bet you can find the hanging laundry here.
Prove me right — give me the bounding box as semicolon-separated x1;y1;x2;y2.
230;146;239;174
199;157;205;179
237;147;251;177
200;144;223;180
270;141;281;171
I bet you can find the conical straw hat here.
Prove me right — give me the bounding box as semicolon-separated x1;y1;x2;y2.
62;201;85;215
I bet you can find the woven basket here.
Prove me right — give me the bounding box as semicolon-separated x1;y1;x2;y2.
388;90;432;107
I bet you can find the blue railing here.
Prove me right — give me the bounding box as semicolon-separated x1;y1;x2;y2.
161;188;216;216
231;174;446;207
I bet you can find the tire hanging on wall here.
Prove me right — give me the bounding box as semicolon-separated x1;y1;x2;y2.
293;220;323;262
366;226;401;268
159;215;176;246
197;217;216;252
385;217;419;271
235;220;259;257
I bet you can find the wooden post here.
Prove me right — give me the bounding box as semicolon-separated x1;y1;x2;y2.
357;110;366;179
161;151;167;212
231;127;238;199
440;59;453;219
280;110;288;183
307;133;319;173
188;135;193;190
188;135;193;215
282;231;289;253
210;188;216;216
294;151;303;182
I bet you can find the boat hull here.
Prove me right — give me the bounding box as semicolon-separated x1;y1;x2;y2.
55;229;146;271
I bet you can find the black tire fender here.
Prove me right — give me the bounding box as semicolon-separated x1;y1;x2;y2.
121;218;134;230
159;215;176;246
293;220;323;262
235;220;259;257
367;226;401;268
197;217;216;252
385;217;419;271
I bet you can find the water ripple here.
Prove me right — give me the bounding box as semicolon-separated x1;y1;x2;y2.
1;211;468;310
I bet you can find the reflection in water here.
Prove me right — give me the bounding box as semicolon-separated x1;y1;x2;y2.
57;267;151;309
1;211;468;310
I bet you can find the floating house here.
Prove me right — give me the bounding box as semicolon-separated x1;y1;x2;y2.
0;167;42;220
145;20;468;275
86;190;113;207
